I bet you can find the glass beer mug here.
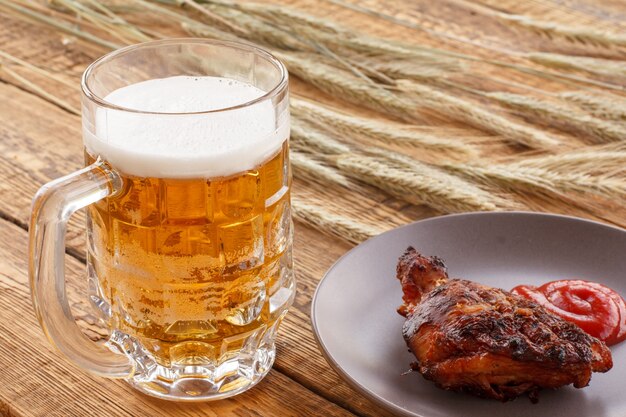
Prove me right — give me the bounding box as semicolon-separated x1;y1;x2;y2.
29;39;294;401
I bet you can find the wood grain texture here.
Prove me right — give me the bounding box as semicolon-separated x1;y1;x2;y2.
0;0;625;416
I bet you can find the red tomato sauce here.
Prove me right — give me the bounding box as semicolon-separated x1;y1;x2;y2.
511;280;626;346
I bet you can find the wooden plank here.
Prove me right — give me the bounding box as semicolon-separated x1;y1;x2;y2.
0;81;396;416
0;217;354;417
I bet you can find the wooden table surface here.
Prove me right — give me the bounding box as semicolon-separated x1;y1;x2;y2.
0;1;625;416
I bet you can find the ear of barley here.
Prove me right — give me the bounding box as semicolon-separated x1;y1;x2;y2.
198;2;463;82
501;14;626;48
290;124;384;197
204;0;486;86
527;52;626;78
209;1;445;58
52;0;150;44
0;0;121;49
204;5;314;51
188;3;378;83
335;153;512;213
369;59;463;81
290;120;351;155
132;0;249;42
398;81;561;149
291;197;383;244
278;53;420;123
559;92;626;122
205;5;400;85
181;10;407;116
446;0;626;49
284;21;452;63
450;141;626;199
488;92;626;144
511;144;626;176
520;152;626;175
447;164;626;201
217;0;342;34
178;0;249;36
291;151;352;189
291;97;478;158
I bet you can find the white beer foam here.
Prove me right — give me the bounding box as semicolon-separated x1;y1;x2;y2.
84;76;287;178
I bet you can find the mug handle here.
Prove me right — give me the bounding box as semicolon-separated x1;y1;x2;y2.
29;158;134;378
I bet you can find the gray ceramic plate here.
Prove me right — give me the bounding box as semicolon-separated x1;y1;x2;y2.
311;212;626;417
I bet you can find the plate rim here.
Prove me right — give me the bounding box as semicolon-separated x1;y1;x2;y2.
310;211;626;417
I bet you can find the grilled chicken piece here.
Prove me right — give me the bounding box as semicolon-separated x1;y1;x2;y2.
397;247;613;402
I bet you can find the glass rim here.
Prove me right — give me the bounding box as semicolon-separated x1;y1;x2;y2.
81;38;289;116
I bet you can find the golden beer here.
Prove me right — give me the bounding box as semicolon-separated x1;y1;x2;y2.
86;141;292;366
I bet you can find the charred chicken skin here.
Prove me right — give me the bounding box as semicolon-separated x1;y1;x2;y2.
397;247;613;402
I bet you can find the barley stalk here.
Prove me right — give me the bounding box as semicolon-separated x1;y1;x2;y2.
290;123;384;198
11;0;115;33
178;0;249;36
0;0;121;50
130;0;244;43
278;53;419;123
502;14;626;48
335;153;511;213
448;143;626;201
0;49;76;90
369;59;462;81
325;0;626;91
449;0;626;49
186;2;395;82
214;0;341;34
206;5;313;51
233;0;558;93
527;52;626;78
290;120;351;155
398;81;561;149
513;145;626;176
291;197;382;244
0;64;80;115
293;119;492;209
520;152;626;177
291;98;477;158
195;4;624;91
188;16;476;156
291;151;352;188
183;7;424;122
215;4;379;83
52;0;150;44
559;92;626;122
206;1;452;60
488;92;626;144
447;164;625;201
278;16;459;67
